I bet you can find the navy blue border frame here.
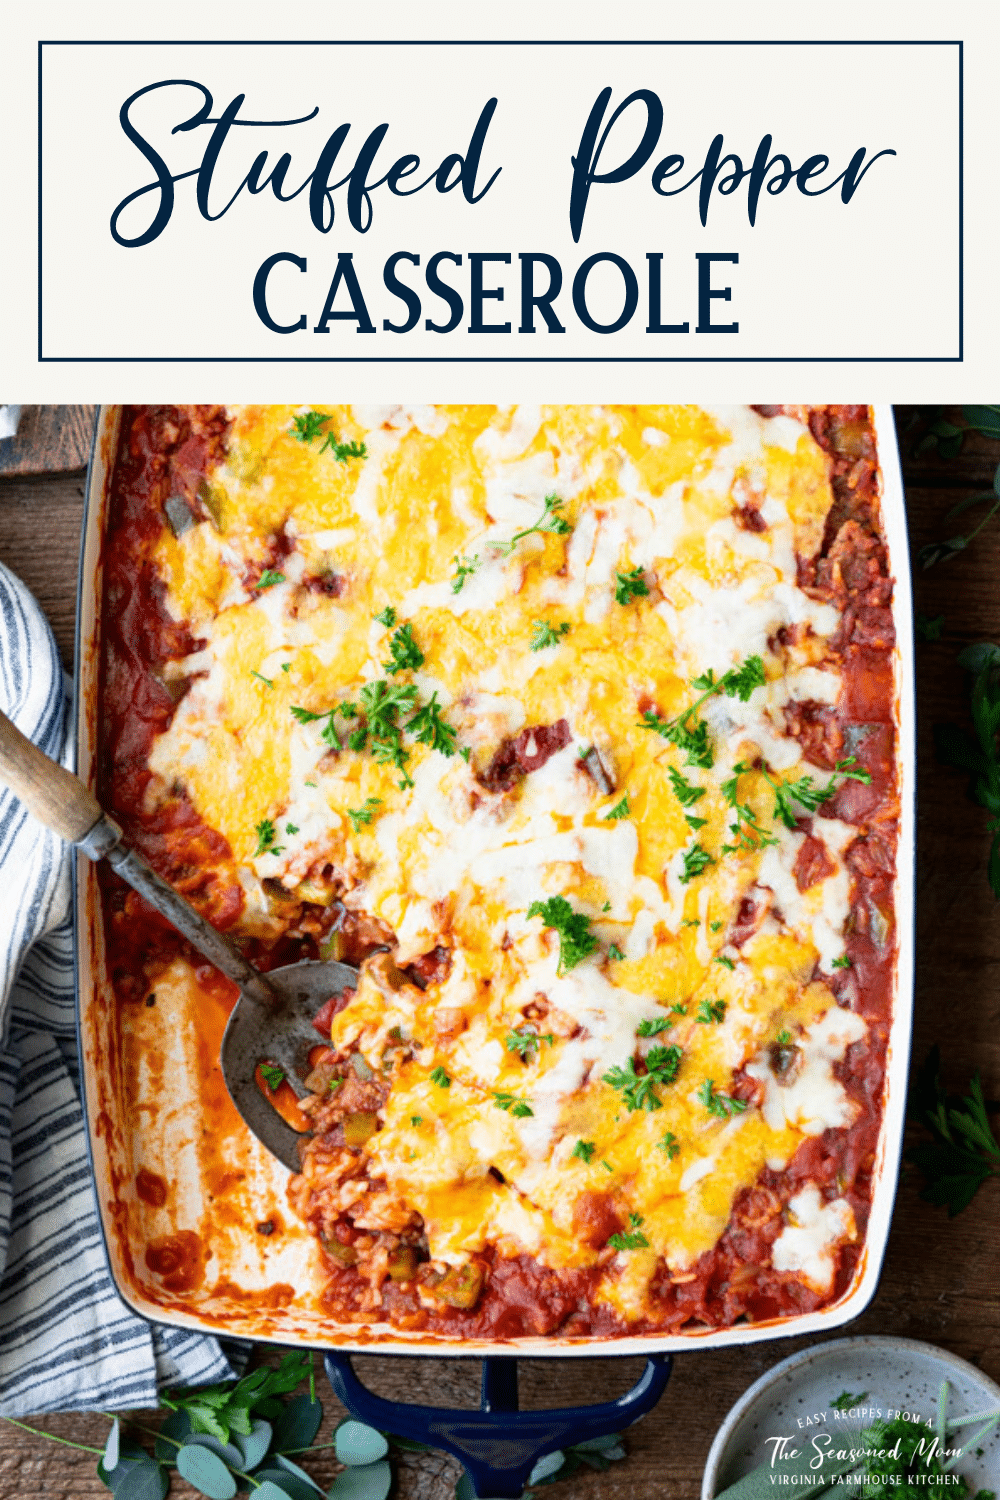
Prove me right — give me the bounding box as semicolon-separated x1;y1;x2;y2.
38;38;964;363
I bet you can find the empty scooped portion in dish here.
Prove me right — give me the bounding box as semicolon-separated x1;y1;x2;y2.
97;404;898;1339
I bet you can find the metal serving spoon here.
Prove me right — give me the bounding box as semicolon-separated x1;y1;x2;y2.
0;707;356;1171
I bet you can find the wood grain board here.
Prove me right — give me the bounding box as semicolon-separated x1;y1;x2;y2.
0;406;96;476
0;407;997;1500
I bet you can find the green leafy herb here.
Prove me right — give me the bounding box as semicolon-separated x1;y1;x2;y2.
505;1029;553;1059
259;1063;285;1091
253;819;283;857
430;1066;451;1089
347;797;382;832
251;670;273;688
291;410;330;444
572;1139;596;1163
698;1078;748;1119
670;1002;688;1015
641;709;714;770
681;918;700;929
494;1091;534;1118
657;1132;680;1159
603;795;630;821
530;619;571;651
459;746;471;763
451;554;479;593
607;944;625;961
527;895;599;973
360;679;419;788
831;954;852;970
935;642;1000;899
285;823;299;836
281;661;291;672
290;704;325;724
614;566;649;605
637;1017;673;1037
776;1029;792;1046
766;756;872;830
919;456;1000;569
608;1213;649;1251
604;1046;682;1113
831;1390;870;1412
696;999;727;1025
497;493;572;555
410;1116;422;1127
714;955;735;971
710;919;723;932
383;623;425;674
374;606;397;628
668;766;706;808
916;611;945;642
640;658;766;770
256;570;286;590
720;761;780;854
907;1045;1000;1216
406;692;457;757
685;813;707;831
319;432;367;463
680;843;715;884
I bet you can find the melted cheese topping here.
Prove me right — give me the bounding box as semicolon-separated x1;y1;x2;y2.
148;404;872;1321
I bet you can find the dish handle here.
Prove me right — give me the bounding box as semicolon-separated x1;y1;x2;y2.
324;1350;672;1499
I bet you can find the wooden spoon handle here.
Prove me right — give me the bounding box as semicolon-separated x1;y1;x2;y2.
0;706;105;845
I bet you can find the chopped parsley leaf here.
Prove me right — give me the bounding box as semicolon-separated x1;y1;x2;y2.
830;1390;869;1412
602;900;612;912
710;920;723;932
253;819;283;858
696;999;727;1025
639;655;765;770
383;622;425;674
451;554;479;593
459;746;471;763
430;1067;450;1088
374;606;397;628
407;691;457;757
497;493;572;555
319;432;367;463
601;1160;613;1173
714;955;735;971
766;755;872;830
832;954;853;969
680;842;715;884
290;705;326;724
281;662;291;672
530;619;571;651
670;1003;688;1015
291;410;330;444
608;1213;649;1251
494;1091;534;1118
348;727;368;752
604;795;630;821
608;944;625;961
256;570;286;590
410;1116;423;1127
285;823;299;836
657;1131;680;1159
572;1139;596;1163
347;796;382;832
668;766;706;807
527;895;599;973
685;813;708;831
681;918;700;929
776;1029;792;1045
604;1045;682;1112
637;1017;673;1037
505;1029;553;1059
614;566;649;605
259;1063;285;1091
720;762;779;854
698;1079;748;1119
251;670;273;688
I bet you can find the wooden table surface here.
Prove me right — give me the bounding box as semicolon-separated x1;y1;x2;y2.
0;406;998;1500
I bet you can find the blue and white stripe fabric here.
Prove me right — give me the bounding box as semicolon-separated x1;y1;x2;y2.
0;559;239;1415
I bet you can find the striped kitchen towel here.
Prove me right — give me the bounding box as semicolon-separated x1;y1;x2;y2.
0;559;241;1416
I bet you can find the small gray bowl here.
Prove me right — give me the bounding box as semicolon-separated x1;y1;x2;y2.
702;1335;1000;1498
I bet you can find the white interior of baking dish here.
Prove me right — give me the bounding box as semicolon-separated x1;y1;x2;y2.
75;404;915;1356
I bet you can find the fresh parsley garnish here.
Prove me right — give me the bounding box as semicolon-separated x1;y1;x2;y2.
256;570;285;590
639;657;766;770
710;920;723;932
603;795;630;821
374;606;397;628
681;918;700;929
572;1139;596;1163
668;767;706;807
641;710;714;770
637;1017;673;1037
714;955;735;971
493;1091;534;1118
907;1045;1000;1215
451;554;479;593
253;819;283;857
607;944;625;961
696;999;727;1024
285;823;299;836
383;622;425;674
251;670;273;688
776;1028;793;1046
347;796;382;832
698;1079;747;1119
360;679;419;789
766;755;872;830
259;1063;285;1091
505;1029;553;1059
831;1390;869;1412
410;1115;422;1126
430;1067;451;1089
527;895;599;973
530;619;571;651
657;1132;680;1159
607;1212;649;1251
832;955;853;970
319;432;367;463
291;410;331;444
614;566;649;606
721;761;780;854
604;1046;682;1112
680;843;715;884
497;493;572;555
406;691;457;757
670;1003;688;1015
